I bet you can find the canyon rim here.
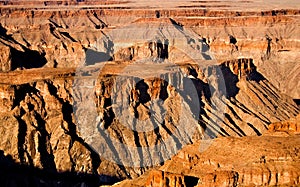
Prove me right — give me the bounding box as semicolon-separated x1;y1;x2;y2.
0;0;299;187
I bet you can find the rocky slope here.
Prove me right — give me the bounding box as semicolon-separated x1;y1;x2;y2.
114;115;300;187
0;1;299;186
0;57;298;185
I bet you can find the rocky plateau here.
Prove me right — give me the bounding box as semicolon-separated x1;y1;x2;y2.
0;0;299;187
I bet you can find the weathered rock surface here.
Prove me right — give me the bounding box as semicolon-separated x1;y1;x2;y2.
114;118;300;187
0;1;299;98
0;60;298;185
267;114;300;134
0;1;299;186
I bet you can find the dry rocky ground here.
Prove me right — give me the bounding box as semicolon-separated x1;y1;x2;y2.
0;0;299;186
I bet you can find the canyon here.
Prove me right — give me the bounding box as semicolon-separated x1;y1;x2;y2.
0;0;299;186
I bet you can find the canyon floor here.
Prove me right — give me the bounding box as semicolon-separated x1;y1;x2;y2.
0;0;299;187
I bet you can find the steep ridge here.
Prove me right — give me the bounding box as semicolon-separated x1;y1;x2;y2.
114;128;300;187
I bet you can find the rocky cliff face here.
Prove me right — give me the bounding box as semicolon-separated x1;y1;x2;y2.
0;60;298;185
0;1;299;186
0;3;299;97
114;116;300;187
115;124;300;187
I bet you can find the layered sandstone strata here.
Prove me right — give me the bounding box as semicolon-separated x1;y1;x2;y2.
115;128;300;187
0;1;299;186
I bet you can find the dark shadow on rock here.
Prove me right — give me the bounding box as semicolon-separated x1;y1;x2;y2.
241;58;266;82
159;80;169;101
229;35;237;45
220;63;240;98
16;117;30;165
247;123;262;136
155;10;160;18
224;113;246;136
157;39;163;60
200;38;211;59
0;150;119;187
229;35;238;53
0;24;47;70
34;112;57;171
180;67;213;137
93;12;107;28
60;31;77;42
85;48;113;66
102;98;115;129
293;99;300;106
184;176;199;187
10;47;47;71
13;84;39;108
182;77;202;119
136;80;151;104
0;23;14;42
247;70;265;82
169;18;183;30
162;39;169;59
265;34;272;59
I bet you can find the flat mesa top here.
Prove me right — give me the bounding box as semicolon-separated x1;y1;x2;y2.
0;0;300;11
121;0;300;10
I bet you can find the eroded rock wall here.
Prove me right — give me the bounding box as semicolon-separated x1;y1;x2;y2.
0;3;299;186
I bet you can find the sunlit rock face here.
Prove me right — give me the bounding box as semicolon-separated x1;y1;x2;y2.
0;1;299;186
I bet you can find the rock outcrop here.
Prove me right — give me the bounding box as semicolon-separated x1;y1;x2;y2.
268;114;300;134
0;59;298;185
114;120;300;187
0;1;299;186
0;1;299;98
